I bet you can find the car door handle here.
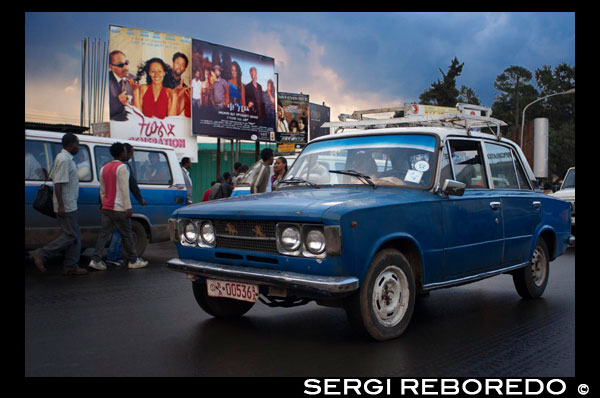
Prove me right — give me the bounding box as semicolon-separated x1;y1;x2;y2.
533;201;541;209
490;201;501;210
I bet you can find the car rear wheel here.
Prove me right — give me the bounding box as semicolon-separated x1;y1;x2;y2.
513;238;550;299
344;249;416;341
192;281;255;318
131;219;148;257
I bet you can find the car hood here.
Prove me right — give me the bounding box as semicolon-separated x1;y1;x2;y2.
173;187;433;222
549;188;575;201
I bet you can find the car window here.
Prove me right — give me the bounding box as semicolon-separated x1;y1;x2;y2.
512;149;531;190
439;144;452;183
133;150;173;185
485;143;519;190
562;168;575;189
285;134;438;188
448;140;488;189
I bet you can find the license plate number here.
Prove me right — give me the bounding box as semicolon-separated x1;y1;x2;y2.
206;279;259;303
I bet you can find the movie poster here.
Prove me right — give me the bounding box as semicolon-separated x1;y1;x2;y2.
108;25;197;162
309;102;331;141
191;39;276;142
276;92;309;152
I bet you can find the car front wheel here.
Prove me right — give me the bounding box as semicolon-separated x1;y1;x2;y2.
513;239;550;299
344;249;416;341
192;281;255;318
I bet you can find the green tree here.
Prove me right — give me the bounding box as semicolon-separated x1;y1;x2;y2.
457;85;481;105
491;66;539;141
419;57;465;107
533;63;575;178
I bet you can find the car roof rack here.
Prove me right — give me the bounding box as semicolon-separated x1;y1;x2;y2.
322;103;508;139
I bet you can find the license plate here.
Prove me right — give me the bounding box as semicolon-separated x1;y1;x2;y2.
206;279;259;303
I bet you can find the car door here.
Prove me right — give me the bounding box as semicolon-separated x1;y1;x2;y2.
484;141;540;266
442;138;504;279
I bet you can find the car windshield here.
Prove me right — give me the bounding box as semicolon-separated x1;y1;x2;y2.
238;161;263;185
562;168;575;189
282;134;437;188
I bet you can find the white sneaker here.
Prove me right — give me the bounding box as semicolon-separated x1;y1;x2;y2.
89;259;107;271
128;258;148;269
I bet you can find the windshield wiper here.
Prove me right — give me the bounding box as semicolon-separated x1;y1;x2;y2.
279;177;320;188
329;169;376;188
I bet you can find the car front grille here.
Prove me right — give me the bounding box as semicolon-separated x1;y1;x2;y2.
213;220;278;254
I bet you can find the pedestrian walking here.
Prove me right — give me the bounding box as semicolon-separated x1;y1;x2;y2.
89;142;148;271
30;133;88;275
181;157;193;205
105;143;146;267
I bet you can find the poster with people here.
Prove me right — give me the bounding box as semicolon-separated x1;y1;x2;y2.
108;25;197;162
309;102;331;141
276;92;309;151
191;39;276;142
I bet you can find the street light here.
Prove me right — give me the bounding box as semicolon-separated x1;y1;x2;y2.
520;88;575;148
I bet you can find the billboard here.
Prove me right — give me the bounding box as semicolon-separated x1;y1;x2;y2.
309;102;330;141
108;25;197;162
276;92;309;151
191;39;276;142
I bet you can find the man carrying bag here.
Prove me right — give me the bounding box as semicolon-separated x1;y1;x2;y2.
30;133;88;275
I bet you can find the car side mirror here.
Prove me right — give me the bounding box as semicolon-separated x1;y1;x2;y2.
442;179;466;197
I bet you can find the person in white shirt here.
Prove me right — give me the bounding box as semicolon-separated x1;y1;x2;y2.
191;70;202;110
31;133;88;275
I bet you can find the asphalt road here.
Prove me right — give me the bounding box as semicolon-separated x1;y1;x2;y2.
25;243;575;377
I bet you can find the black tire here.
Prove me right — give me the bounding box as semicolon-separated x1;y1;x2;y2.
513;238;550;299
344;249;416;341
192;281;255;318
131;219;148;257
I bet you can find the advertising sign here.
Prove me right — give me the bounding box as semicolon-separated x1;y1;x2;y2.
276;92;309;149
108;25;197;162
309;102;330;141
191;39;276;142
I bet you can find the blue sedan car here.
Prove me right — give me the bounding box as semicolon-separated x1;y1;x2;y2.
167;122;572;341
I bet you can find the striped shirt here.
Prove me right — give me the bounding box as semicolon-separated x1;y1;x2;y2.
100;160;131;211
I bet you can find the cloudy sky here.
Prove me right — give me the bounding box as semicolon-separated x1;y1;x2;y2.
25;12;575;127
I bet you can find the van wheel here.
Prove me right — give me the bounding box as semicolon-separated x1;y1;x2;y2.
192;281;255;318
344;249;416;341
513;239;549;299
131;220;148;257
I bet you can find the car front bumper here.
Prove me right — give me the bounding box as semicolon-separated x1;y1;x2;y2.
166;258;359;297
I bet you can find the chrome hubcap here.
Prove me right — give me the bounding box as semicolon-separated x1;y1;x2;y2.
530;247;547;287
372;266;410;327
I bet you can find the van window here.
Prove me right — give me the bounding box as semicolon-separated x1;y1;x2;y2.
448;140;488;188
485;143;519;190
25;140;49;181
74;145;92;182
94;146;114;178
25;140;92;182
133;150;173;185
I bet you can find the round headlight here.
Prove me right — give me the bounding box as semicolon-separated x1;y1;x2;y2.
306;229;326;254
184;221;197;243
281;227;301;251
201;221;216;245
